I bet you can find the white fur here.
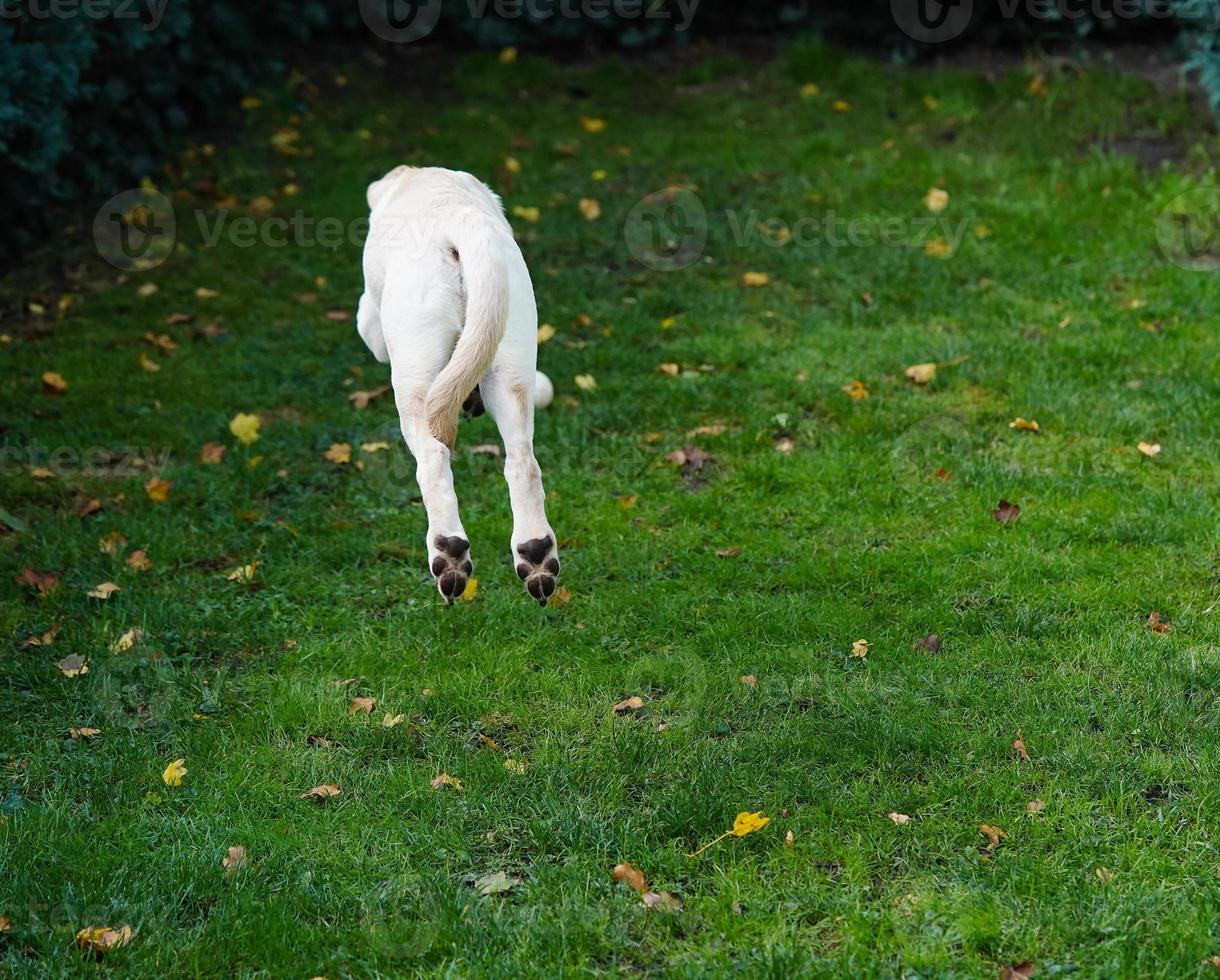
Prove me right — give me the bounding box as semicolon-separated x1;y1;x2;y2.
357;166;559;604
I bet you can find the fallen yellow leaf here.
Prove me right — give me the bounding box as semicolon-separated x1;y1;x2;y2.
578;198;601;221
87;581;121;600
431;772;463;792
223;845;248;874
1009;417;1040;432
143;477;172;502
42;371;69;394
348;697;375;715
851;639;870;658
512;205;540;224
57;654;88;678
842;379;870;400
580;116;607;133
162;758;187;787
740;271;770;287
76;924;132;954
905;362;938;384
537;323;556;344
112;627;144;652
229;412;261;445
923;188;949;214
324;442;352;465
300;783;340;802
574;374;597;392
1137;441;1161;457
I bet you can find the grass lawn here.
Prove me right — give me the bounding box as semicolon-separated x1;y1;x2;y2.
3;38;1220;977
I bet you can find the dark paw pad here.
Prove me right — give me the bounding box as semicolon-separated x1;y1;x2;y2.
516;536;554;565
435;534;470;559
430;535;472;604
514;535;560;604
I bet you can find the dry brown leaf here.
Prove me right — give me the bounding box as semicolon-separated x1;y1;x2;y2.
112;627;144;653
87;581;121;600
979;823;1007;856
905;362;938;384
740;674;758;687
22;624;60;648
1137;441;1161;458
784;830;795;847
1147;610;1172;634
325;442;352;465
431;772;463;792
57;654;88;678
382;711;406;728
100;530;128;558
348;384;391;409
641;890;683;910
612;695;645;716
300;783;341;802
1009;417;1040;433
69;727;101;740
612;862;648;893
199;442;226;464
76;498;103;519
992;499;1021;525
740;271;770;287
222;845;248;874
914;633;941;653
842;379;870;400
1027;800;1046;814
76;924;132;954
716;546;742;558
1013;731;1030;762
347;697;375;715
999;962;1036;980
548;585;572;607
126;549;151;572
889;812;911;825
42;371;69;395
18;567;59;596
851;639;870;659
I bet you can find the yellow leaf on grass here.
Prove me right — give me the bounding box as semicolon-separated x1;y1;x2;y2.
512;205;540;224
1137;441;1161;457
689;810;770;856
613;862;648;893
431;772;463;791
195;287;219;299
740;271;770;287
924;237;953;258
226;561;259;584
889;812;911;825
1009;417;1040;432
126;549;151;572
459;576;478;601
144;477;172;502
578;198;601;221
57;655;88;678
574;374;597;392
658;362;680;376
138;352;160;373
504;758;527;774
112;627;144;652
922;188;949;214
348;697;375;715
361;441;390;453
199;442;226;464
799;82;820;98
300;783;340;802
905;362;938;384
580;116;607;133
325;442;352;465
87;581;121;600
42;371;69;394
537;323;556;344
76;924;132;954
499;46;518;63
162;758;187;787
382;711;405;728
851;639;870;658
842;379;870;400
731;811;770;836
832;99;852;112
503;155;522;174
229;413;261;445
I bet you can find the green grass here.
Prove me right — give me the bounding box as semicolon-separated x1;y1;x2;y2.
3;38;1220;977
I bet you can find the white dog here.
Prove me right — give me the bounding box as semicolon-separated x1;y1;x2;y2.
357;166;559;605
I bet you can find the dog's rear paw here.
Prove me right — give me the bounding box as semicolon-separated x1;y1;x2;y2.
431;534;472;605
515;535;560;606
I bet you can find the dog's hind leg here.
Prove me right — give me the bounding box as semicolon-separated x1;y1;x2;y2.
480;367;559;605
383;283;472;604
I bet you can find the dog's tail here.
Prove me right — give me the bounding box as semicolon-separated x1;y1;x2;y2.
424;215;510;448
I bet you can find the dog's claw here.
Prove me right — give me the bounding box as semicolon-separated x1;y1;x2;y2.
515;535;559;605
